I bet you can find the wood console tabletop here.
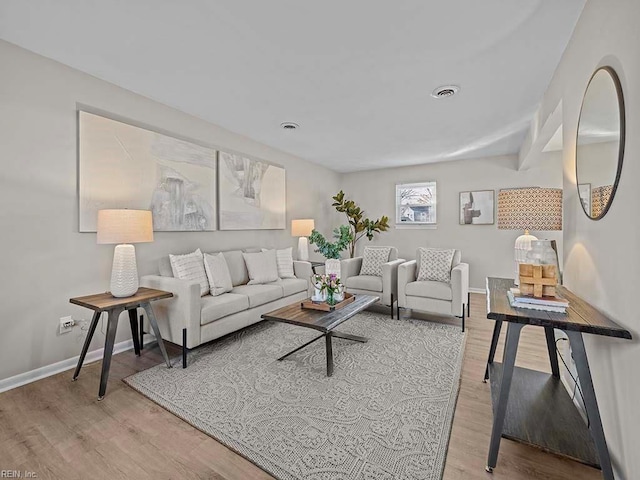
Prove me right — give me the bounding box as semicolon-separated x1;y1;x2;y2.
484;277;631;480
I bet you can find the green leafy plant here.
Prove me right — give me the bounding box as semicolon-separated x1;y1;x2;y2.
332;190;390;258
309;225;353;259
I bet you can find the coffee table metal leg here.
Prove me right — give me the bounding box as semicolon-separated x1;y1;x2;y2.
332;331;368;343
277;333;324;361
326;333;334;377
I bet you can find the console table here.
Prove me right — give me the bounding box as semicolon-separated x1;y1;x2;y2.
70;287;173;400
484;277;631;480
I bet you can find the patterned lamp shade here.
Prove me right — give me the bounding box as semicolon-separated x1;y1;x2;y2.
497;188;562;231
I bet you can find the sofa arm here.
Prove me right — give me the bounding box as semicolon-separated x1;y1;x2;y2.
451;263;469;317
381;258;406;305
398;260;417;308
340;257;363;280
139;275;202;348
293;260;313;296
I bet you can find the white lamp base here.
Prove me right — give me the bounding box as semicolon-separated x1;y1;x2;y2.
514;231;538;285
297;237;309;261
110;244;139;297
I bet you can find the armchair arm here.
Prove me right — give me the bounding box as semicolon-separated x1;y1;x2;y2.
451;263;469;317
293;260;313;296
340;257;363;280
139;275;201;348
397;260;417;308
381;258;406;305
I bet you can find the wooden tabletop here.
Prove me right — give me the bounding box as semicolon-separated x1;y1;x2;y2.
70;287;173;312
486;277;631;339
262;294;379;333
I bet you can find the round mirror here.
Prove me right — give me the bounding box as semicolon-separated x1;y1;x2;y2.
576;67;625;220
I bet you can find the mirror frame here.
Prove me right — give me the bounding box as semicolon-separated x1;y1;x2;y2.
575;66;626;220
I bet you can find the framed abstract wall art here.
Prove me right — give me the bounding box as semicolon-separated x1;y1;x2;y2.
459;190;495;225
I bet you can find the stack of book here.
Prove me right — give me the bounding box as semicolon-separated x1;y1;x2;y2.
507;288;569;313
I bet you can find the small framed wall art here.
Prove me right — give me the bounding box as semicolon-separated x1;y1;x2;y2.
396;182;437;226
459;190;495;225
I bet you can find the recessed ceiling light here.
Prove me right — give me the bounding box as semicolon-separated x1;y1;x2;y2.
280;122;299;130
431;85;460;99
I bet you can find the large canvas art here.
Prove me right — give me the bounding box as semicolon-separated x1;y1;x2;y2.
79;111;217;232
218;151;286;230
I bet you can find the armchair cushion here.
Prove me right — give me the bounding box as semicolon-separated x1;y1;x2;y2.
230;284;283;308
417;248;455;283
200;293;249;325
346;275;383;292
405;280;452;301
360;247;392;276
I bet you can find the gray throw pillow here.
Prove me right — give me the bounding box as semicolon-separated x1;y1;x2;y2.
360;247;391;277
203;253;234;296
417;248;455;283
243;250;279;285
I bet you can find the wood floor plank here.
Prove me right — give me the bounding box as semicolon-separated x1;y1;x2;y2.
0;294;602;479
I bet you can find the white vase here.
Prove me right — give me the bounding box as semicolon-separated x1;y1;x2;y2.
325;258;341;279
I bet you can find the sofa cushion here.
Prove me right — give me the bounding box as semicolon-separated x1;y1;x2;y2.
360;247;391;277
405;280;453;301
243;250;279;284
269;278;308;297
220;250;250;286
346;275;383;292
200;293;250;325
203;252;234;296
169;249;210;296
231;284;283;308
417;248;455;283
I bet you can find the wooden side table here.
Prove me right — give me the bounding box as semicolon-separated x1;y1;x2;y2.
70;287;173;400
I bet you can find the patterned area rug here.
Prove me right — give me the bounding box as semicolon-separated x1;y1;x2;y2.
124;312;466;480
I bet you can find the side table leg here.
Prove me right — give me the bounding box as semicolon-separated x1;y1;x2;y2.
544;326;560;377
142;302;172;368
128;309;141;356
325;333;334;377
484;319;503;382
139;313;144;350
566;331;614;480
72;311;100;380
486;322;524;472
98;307;123;400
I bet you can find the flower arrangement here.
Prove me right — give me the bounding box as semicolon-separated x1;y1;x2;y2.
311;273;344;306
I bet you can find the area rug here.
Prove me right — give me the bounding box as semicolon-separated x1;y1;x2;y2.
124;311;466;480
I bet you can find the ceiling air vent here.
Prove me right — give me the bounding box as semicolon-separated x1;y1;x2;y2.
280;122;299;130
431;85;460;99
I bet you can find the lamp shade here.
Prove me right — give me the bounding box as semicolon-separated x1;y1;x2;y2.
291;219;315;237
497;188;562;231
97;209;154;244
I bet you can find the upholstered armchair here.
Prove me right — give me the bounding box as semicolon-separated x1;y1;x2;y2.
341;246;405;318
397;248;469;331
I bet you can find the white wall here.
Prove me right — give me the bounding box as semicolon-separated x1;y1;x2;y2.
341;153;563;289
0;40;340;382
527;0;640;477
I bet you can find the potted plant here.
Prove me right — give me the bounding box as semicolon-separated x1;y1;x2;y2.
309;225;352;279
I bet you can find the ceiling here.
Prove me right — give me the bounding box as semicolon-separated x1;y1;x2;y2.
0;0;585;172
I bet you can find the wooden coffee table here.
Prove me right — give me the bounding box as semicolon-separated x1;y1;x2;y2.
262;294;379;376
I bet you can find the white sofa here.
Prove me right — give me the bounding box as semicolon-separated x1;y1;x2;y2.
140;248;313;367
397;250;469;331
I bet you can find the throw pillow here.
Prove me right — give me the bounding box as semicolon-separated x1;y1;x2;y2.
203;252;233;296
243;250;279;285
169;249;209;296
262;247;295;278
360;247;392;277
417;248;456;283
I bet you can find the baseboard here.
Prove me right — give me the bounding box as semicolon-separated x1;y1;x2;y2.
469;287;486;294
0;334;157;394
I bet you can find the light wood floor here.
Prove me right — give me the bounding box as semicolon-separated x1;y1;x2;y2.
0;294;603;480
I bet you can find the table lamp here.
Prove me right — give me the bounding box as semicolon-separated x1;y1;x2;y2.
97;209;154;297
291;219;315;261
497;188;562;284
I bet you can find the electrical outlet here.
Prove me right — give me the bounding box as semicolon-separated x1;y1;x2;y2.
59;316;75;334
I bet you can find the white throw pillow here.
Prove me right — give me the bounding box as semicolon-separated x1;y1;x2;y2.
203;253;233;296
417;248;455;283
360;247;391;277
243;250;279;285
169;249;209;296
262;247;295;278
